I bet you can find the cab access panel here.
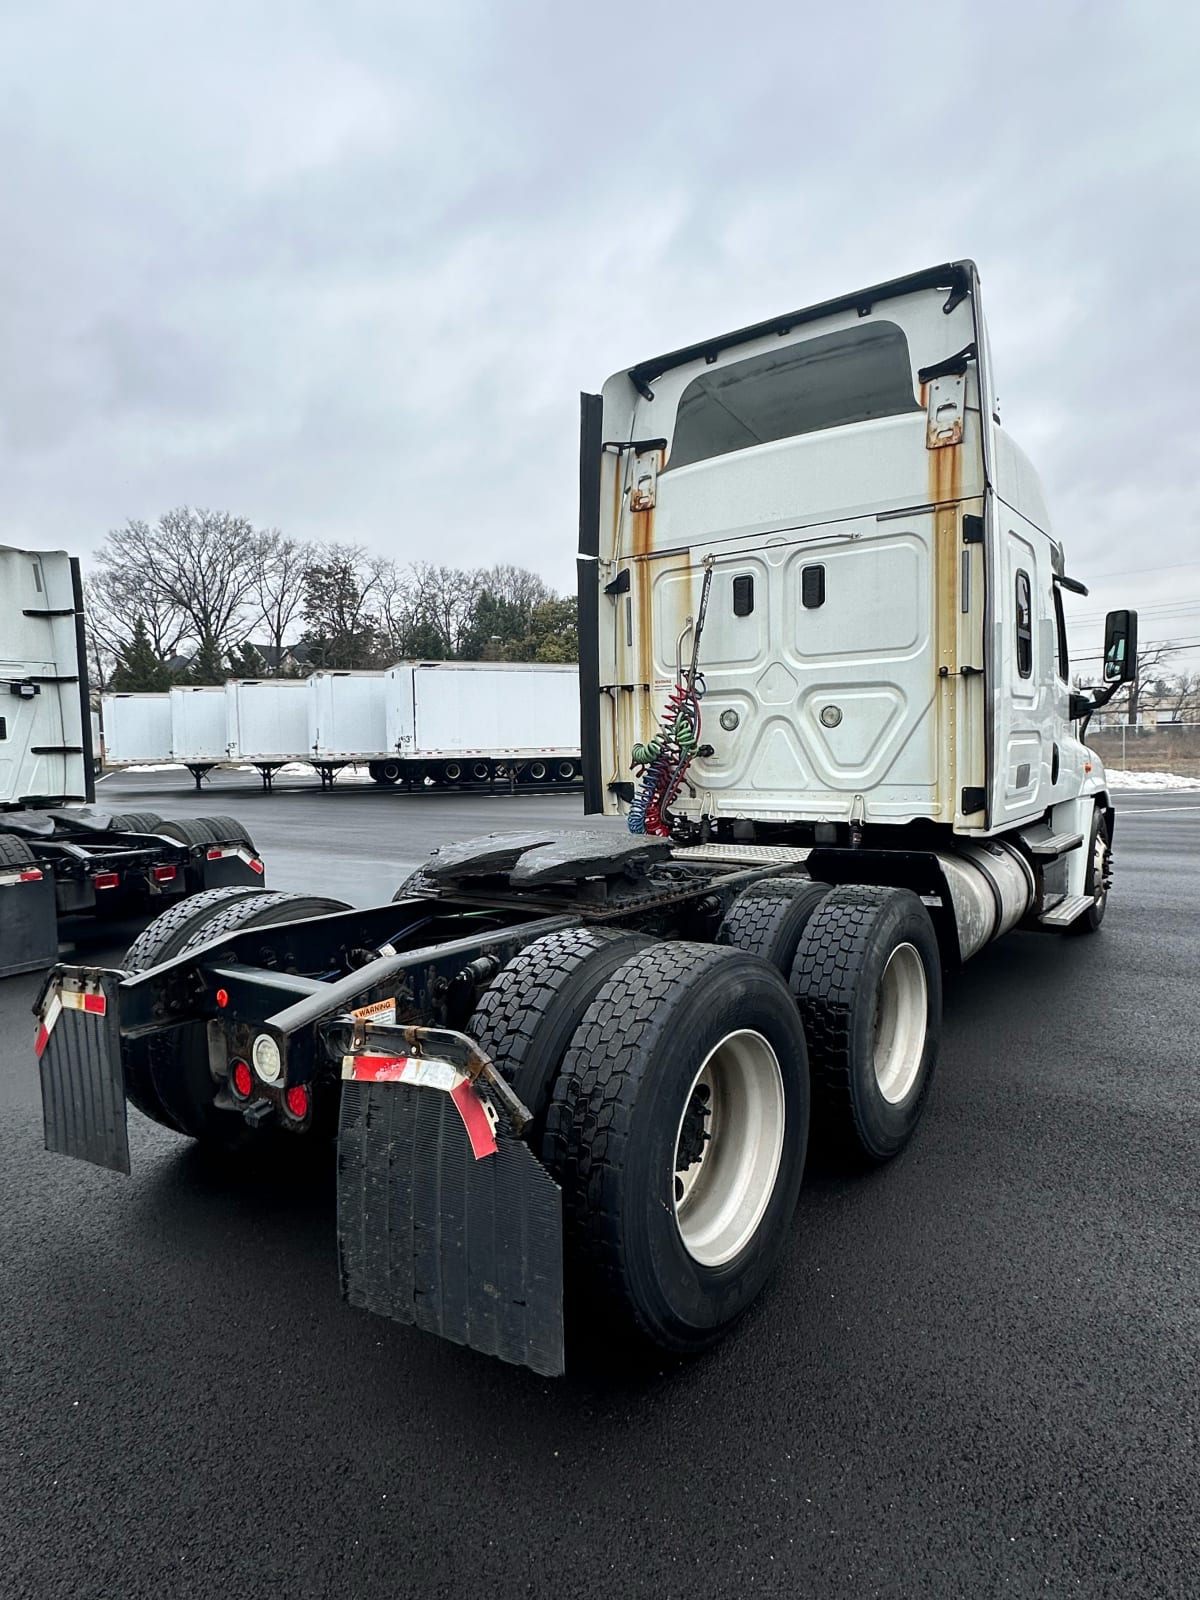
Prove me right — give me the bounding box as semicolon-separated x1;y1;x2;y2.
583;262;1007;834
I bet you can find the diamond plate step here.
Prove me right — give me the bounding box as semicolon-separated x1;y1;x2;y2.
1020;824;1085;858
1039;893;1094;928
672;844;811;865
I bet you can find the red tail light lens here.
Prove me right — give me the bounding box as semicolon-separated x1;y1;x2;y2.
284;1084;309;1120
152;865;177;883
94;872;119;890
206;848;223;861
230;1060;253;1099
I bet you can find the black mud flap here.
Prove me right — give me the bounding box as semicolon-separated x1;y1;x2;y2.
336;1080;564;1377
36;971;130;1175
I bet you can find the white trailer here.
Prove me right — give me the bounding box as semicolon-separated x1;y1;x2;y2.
306;670;389;784
101;693;172;766
379;661;580;785
225;678;309;786
169;686;229;767
0;549;266;977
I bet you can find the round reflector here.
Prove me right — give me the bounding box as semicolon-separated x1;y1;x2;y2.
230;1059;253;1099
284;1084;309;1120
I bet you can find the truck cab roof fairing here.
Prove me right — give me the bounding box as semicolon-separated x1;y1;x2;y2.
624;262;978;401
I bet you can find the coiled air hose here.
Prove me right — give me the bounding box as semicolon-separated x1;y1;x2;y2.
628;564;713;837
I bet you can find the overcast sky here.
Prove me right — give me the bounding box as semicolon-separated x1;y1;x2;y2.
2;1;1197;665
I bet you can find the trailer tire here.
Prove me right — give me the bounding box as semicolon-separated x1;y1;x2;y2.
107;812;165;833
1067;806;1111;936
716;877;831;976
0;835;37;867
124;889;352;1148
468;928;652;1143
790;886;942;1165
369;761;402;785
543;942;809;1354
391;866;436;900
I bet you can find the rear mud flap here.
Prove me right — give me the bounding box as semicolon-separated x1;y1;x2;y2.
336;1081;564;1377
37;972;130;1174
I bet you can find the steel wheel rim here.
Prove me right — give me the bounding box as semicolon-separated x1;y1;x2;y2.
1093;826;1109;908
672;1029;786;1268
873;942;927;1104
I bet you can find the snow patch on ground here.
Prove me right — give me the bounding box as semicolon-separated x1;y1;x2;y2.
125;762;185;772
1105;770;1200;791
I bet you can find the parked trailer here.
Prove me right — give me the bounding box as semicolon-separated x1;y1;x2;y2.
0;545;269;978
169;686;229;783
378;661;581;787
34;263;1138;1376
101;692;171;766
306;669;389;786
225;678;309;789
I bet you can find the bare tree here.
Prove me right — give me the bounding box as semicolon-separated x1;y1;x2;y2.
409;563;483;657
84;566;190;665
92;508;260;673
247;530;312;670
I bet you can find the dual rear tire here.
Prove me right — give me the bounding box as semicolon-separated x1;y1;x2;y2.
468;878;943;1357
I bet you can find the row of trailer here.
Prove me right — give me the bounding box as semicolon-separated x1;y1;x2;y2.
102;661;582;789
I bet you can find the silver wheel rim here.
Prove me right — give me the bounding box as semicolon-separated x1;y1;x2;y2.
1093;826;1109;908
672;1029;786;1268
873;942;928;1104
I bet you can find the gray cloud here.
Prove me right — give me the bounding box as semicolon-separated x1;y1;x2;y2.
1;0;1196;662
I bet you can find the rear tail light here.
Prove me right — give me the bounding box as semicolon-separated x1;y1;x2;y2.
93;872;119;890
230;1060;254;1099
284;1084;310;1120
152;865;177;883
206;848;223;860
19;869;42;883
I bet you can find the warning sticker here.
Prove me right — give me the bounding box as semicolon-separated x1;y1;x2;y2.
350;998;396;1024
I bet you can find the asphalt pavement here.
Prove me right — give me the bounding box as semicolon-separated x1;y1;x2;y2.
2;777;1198;1599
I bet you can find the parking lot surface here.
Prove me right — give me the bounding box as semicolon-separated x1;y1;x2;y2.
2;776;1197;1599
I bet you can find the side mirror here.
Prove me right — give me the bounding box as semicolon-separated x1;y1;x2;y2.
1103;609;1138;683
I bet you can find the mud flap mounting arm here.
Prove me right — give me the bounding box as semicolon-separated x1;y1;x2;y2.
321;1017;534;1138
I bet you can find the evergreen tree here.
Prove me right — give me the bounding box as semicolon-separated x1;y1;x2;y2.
109;616;171;692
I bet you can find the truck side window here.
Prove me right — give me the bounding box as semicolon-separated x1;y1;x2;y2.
1015;571;1033;678
1052;584;1069;680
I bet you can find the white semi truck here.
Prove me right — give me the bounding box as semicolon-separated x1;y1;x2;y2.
34;263;1136;1376
0;546;268;978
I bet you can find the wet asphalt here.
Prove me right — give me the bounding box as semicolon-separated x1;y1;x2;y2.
1;773;1198;1599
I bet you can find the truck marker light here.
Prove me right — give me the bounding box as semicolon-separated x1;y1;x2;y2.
0;868;44;885
206;848;222;860
341;1053;498;1160
93;872;120;889
152;865;177;883
251;1033;283;1083
230;1059;253;1099
284;1084;309;1119
215;988;229;1008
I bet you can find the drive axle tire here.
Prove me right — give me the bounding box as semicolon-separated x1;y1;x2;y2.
193;815;256;849
1068;806;1111;936
122;888;351;1147
468;928;652;1143
107;812;165;833
790;886;942;1165
0;835;37;868
154;818;215;849
716;876;831;976
544;942;810;1354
